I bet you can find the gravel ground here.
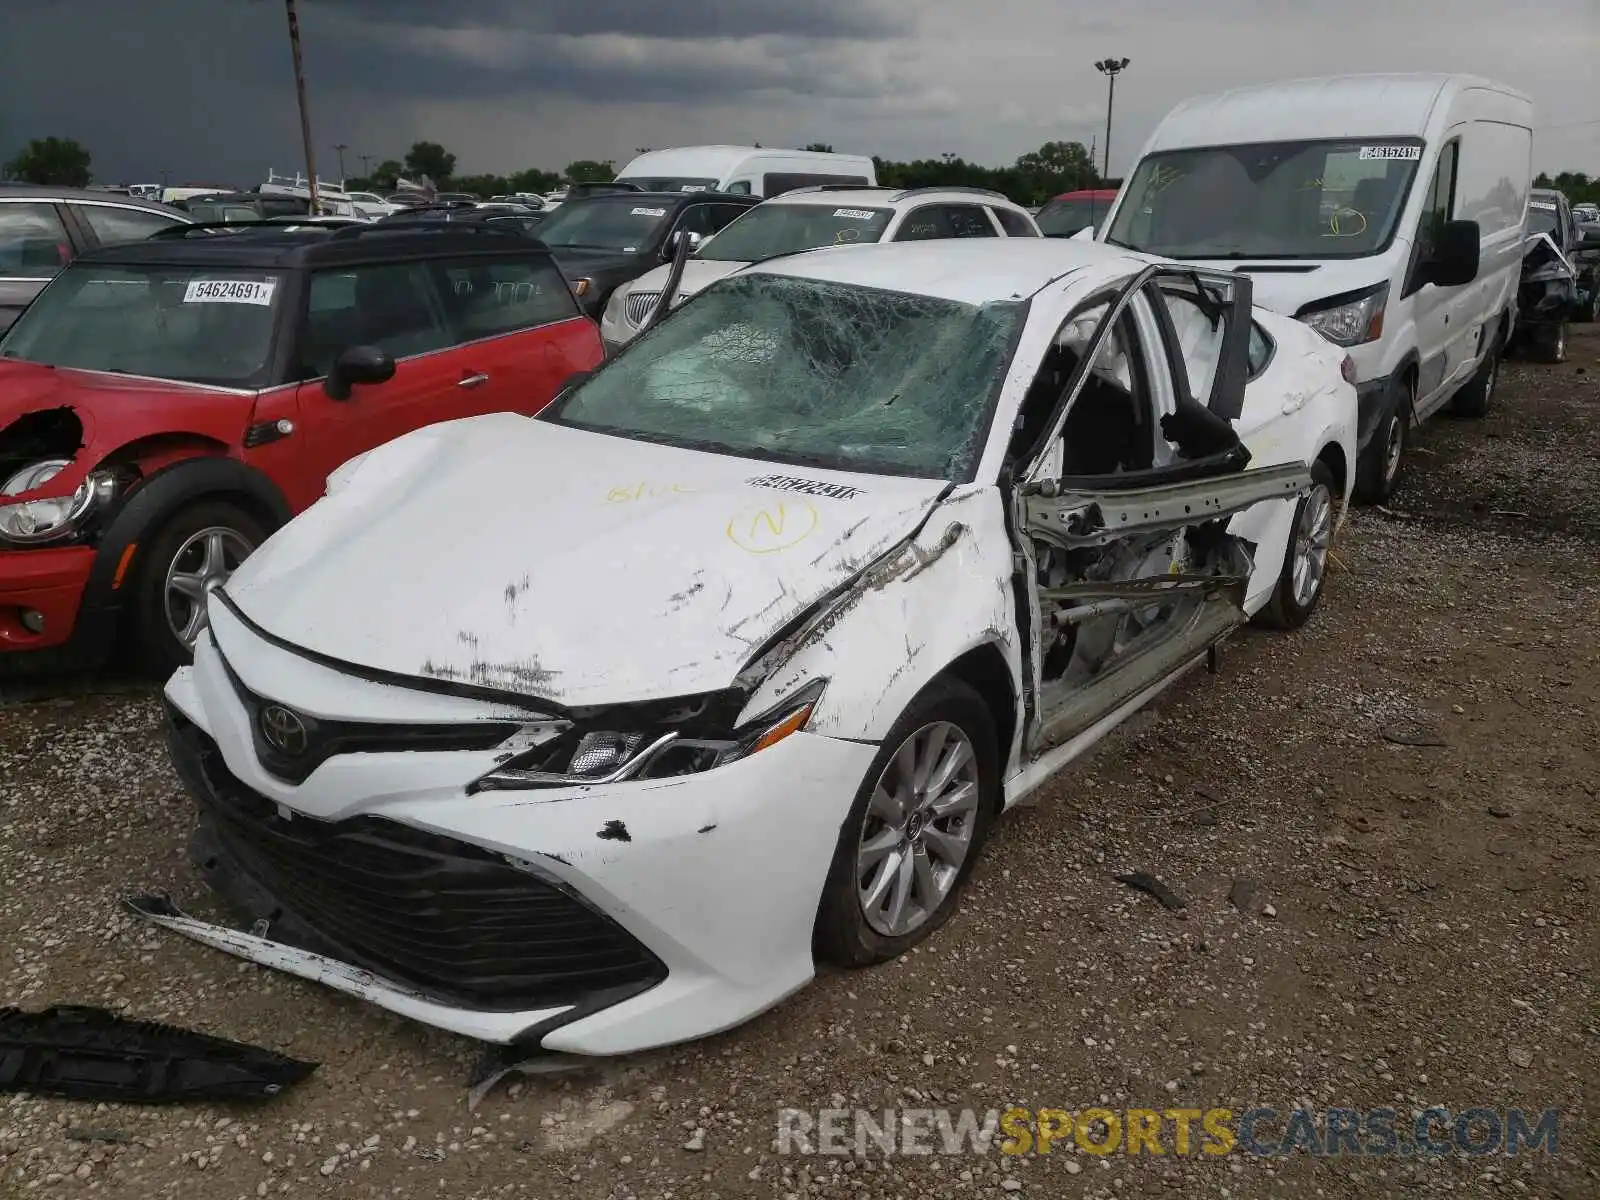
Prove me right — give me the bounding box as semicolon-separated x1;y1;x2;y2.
2;325;1597;1199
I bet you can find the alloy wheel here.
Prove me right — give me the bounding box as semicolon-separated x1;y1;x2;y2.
856;721;981;937
1291;483;1334;608
164;526;254;649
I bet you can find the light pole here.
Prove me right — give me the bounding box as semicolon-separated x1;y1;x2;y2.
333;143;348;180
359;153;373;177
282;0;319;212
1093;57;1130;184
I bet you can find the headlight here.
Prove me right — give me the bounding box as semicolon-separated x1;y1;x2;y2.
602;287;629;327
1297;284;1388;347
471;680;826;792
0;460;117;546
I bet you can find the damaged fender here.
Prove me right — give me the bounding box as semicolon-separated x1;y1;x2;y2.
740;485;1025;758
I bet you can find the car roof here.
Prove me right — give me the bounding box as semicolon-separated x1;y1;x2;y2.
764;185;1027;211
1048;190;1119;202
0;183;187;216
745;237;1152;305
75;222;557;269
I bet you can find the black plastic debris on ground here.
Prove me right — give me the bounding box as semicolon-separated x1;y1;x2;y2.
1113;871;1189;911
0;1005;317;1103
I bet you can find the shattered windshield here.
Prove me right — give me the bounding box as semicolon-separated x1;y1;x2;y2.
698;204;892;262
534;198;674;251
544;272;1023;480
1106;138;1424;259
0;263;283;387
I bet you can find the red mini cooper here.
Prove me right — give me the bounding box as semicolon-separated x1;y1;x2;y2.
0;220;603;673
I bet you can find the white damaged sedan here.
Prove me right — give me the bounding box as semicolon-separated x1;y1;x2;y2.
147;239;1356;1056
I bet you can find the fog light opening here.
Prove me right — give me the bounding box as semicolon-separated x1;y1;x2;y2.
20;609;46;634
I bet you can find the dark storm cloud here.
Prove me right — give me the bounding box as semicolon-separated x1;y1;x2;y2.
315;0;908;41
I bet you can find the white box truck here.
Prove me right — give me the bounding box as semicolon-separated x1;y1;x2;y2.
1097;74;1534;502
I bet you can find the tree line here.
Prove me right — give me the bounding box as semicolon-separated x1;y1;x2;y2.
7;135;1600;208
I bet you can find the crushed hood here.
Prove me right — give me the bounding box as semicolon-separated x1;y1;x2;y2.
222;413;950;707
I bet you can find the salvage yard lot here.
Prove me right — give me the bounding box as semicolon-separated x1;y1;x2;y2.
2;327;1597;1198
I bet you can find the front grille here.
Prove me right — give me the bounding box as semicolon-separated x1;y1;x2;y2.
211;638;519;785
624;291;660;325
168;710;667;1012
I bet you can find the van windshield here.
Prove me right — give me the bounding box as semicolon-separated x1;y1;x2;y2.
1105;138;1426;260
618;177;721;193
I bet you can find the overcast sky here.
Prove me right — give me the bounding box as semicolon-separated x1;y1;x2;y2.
1;0;1594;186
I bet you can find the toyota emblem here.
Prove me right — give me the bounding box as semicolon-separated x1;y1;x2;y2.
259;704;308;756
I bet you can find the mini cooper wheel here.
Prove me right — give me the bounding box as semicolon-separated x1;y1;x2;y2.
132;500;266;675
815;678;999;967
1256;461;1337;630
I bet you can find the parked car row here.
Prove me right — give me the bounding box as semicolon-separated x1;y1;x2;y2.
0;72;1569;1063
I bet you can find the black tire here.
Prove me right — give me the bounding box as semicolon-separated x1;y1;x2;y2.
1255;461;1337;631
814;677;1000;968
1451;337;1500;418
1531;322;1567;364
1352;375;1410;505
130;499;266;676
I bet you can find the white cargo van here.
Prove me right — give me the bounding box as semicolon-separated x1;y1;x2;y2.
615;146;876;198
1098;74;1533;501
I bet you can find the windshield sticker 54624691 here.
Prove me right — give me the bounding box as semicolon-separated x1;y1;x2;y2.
1357;145;1422;161
631;207;667;217
183;279;277;306
748;474;863;500
833;208;877;220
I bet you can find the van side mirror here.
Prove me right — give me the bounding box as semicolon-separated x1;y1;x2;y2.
324;345;395;400
1424;219;1480;288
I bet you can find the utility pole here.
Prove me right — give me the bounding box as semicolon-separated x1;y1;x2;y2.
1093;57;1130;184
360;153;373;177
283;0;319;212
333;143;348;180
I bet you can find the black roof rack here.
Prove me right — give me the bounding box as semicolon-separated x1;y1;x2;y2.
146;220;323;239
781;184;895;195
889;186;1012;203
327;220;532;242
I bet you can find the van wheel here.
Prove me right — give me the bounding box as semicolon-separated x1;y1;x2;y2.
814;678;999;968
1352;376;1410;505
132;500;265;677
1451;340;1499;417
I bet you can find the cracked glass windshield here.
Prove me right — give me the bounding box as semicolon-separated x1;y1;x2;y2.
1106;138;1425;259
545;273;1022;480
698;204;893;262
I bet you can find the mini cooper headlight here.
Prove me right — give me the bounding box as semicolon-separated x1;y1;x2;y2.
471;680;827;792
0;460;118;545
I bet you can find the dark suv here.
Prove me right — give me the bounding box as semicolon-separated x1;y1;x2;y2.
1512;189;1600;362
530;189;760;317
0;220;603;672
0;185;191;333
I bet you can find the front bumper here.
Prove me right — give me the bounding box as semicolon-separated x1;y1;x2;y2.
150;609;876;1054
0;545;96;655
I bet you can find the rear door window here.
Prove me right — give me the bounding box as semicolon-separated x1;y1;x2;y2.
0;203;73;278
991;207;1039;237
893;205;955;241
432;256;580;342
72;204;186;246
944;205;999;238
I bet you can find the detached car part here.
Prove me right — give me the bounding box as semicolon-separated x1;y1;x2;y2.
0;1000;316;1102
